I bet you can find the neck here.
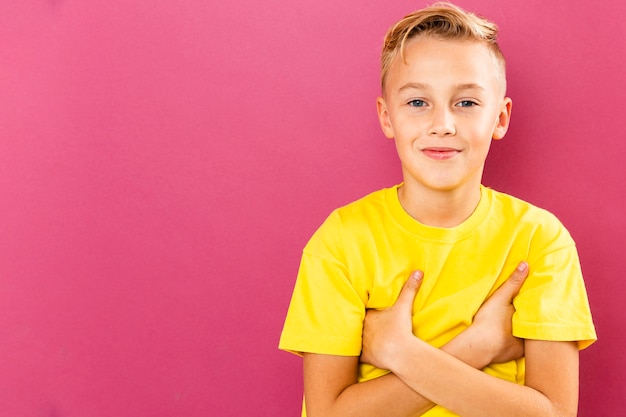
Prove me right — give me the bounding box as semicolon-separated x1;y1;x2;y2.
397;182;482;228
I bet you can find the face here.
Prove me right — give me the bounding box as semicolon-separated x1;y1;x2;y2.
377;37;512;194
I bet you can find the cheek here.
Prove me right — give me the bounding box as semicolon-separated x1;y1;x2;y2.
395;114;426;136
467;115;498;140
394;140;420;167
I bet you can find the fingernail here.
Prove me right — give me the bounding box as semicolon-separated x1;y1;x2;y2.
517;262;528;272
412;271;423;281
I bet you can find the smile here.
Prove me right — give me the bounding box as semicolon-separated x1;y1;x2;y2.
421;148;460;160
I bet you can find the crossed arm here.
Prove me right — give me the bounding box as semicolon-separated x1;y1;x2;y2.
303;263;580;417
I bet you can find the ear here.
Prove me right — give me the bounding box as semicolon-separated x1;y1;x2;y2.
376;96;395;139
492;97;512;140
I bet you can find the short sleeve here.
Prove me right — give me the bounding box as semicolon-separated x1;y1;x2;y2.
279;213;367;356
513;243;597;350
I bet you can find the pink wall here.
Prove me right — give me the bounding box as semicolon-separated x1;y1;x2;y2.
0;1;623;415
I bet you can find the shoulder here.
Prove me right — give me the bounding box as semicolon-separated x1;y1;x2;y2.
488;188;564;226
304;185;397;253
486;187;575;249
320;185;396;228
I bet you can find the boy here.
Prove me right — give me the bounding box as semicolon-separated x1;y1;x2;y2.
279;3;596;417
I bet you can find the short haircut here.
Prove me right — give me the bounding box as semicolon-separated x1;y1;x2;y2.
380;2;506;92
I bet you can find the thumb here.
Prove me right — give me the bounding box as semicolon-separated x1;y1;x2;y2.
493;262;529;303
394;271;423;310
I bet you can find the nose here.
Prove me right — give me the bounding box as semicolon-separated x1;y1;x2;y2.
428;106;456;136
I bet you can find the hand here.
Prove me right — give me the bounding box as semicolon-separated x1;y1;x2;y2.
361;271;423;370
465;262;529;365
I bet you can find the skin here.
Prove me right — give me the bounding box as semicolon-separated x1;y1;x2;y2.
377;37;511;227
304;263;529;417
367;37;577;416
361;271;578;417
303;36;580;417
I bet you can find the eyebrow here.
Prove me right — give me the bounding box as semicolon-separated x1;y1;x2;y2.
397;82;487;93
455;83;486;91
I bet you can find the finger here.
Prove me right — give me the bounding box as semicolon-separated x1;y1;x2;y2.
394;270;423;309
492;262;529;302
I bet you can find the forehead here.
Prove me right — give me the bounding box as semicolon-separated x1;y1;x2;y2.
385;37;504;95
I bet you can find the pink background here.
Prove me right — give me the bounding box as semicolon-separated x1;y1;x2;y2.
0;1;623;416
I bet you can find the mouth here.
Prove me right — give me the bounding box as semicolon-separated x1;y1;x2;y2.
421;147;461;160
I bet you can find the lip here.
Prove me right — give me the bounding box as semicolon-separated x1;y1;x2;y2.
421;147;461;160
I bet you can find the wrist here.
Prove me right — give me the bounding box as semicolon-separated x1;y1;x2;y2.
442;326;492;369
386;335;425;374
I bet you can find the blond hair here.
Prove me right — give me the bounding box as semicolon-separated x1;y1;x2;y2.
381;2;506;91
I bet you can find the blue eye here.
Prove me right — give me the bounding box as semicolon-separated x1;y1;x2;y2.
408;99;426;107
457;100;477;107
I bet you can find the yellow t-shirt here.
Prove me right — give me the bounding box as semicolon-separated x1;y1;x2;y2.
279;185;596;416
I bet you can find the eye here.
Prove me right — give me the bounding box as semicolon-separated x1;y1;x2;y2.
456;100;478;107
407;99;427;107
